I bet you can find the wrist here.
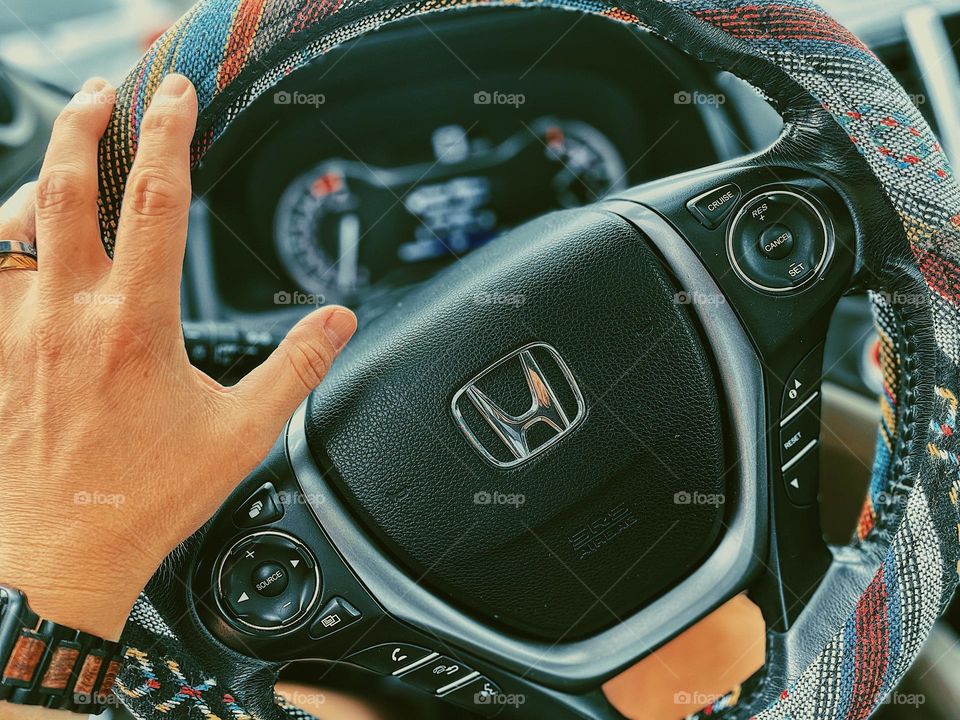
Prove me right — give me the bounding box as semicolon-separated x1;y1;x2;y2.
0;536;152;641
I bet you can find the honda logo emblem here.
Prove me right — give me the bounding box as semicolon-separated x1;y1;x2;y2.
451;343;585;467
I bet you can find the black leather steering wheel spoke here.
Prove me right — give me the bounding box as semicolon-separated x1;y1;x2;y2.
101;2;960;719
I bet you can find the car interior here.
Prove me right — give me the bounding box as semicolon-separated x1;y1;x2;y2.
2;0;960;718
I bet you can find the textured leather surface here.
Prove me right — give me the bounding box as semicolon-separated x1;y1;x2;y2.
306;207;726;639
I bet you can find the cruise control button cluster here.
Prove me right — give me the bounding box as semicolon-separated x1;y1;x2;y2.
347;643;501;716
727;189;831;292
217;531;320;631
778;348;824;506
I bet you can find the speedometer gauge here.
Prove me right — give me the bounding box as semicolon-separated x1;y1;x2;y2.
273;118;627;303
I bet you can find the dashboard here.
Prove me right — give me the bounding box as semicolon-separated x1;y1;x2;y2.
185;8;782;322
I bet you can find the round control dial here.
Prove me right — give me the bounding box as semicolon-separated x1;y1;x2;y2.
215;531;320;632
727;190;832;292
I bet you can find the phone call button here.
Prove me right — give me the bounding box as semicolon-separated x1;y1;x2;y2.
346;643;434;675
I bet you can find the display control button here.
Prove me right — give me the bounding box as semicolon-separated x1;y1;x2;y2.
347;643;434;675
252;561;288;597
782;444;819;506
217;531;319;631
782;347;824;416
758;224;794;259
308;597;361;639
728;190;831;291
442;676;503;717
780;405;820;471
233;482;284;528
686;183;742;229
403;655;476;692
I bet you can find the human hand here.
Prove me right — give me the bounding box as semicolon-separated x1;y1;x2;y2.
0;74;356;641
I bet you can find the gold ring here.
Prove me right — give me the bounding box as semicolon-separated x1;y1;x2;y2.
0;253;38;271
0;240;38;272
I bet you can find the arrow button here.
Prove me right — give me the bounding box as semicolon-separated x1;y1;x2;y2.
782;445;818;506
781;346;824;416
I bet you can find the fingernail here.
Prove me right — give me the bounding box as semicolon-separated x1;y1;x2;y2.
81;77;109;94
323;308;357;351
156;73;191;98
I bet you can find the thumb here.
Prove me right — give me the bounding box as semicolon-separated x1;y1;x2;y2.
229;305;357;432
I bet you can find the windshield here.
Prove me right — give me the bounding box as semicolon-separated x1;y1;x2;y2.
0;0;189;90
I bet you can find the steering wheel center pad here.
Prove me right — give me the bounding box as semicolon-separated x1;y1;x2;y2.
306;207;727;640
96;1;960;719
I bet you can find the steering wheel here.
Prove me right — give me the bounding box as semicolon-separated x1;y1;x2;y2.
94;1;960;718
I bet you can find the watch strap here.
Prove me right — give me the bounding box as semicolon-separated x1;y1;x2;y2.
0;585;125;715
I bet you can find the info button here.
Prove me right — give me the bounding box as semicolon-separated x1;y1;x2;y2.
686;183;742;229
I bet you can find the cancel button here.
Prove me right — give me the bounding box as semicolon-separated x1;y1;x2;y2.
758;224;795;260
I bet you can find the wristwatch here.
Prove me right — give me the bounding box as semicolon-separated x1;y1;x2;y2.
0;584;125;715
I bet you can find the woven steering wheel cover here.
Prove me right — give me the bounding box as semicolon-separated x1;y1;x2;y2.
99;1;960;719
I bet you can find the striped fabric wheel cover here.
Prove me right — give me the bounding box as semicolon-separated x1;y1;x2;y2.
98;1;960;719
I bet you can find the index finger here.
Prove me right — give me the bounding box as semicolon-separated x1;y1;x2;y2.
110;74;197;309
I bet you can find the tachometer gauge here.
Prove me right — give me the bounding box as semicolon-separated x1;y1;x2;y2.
273;163;373;304
273;119;627;303
540;120;628;207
